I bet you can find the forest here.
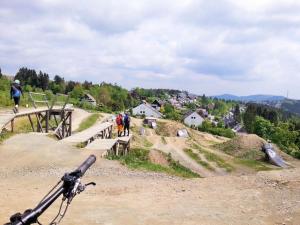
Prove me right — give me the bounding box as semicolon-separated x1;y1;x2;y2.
243;103;300;158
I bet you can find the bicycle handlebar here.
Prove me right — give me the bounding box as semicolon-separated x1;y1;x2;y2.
5;155;97;225
75;154;96;177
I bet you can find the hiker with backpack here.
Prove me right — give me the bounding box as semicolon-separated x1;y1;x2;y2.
10;79;23;113
123;112;130;136
116;114;124;137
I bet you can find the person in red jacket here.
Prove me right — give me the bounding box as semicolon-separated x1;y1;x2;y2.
116;114;124;137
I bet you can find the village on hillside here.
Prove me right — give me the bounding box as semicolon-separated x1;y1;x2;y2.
130;91;245;136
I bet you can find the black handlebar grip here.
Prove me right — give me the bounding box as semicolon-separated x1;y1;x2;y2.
76;155;96;177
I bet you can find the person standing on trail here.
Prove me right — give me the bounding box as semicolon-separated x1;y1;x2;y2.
123;112;130;136
116;114;124;137
10;79;23;113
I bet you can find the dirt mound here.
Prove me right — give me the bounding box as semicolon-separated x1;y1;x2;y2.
149;150;169;167
155;120;186;137
219;134;267;160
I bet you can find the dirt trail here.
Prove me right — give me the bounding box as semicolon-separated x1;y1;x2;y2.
148;134;215;177
0;134;300;225
71;108;92;131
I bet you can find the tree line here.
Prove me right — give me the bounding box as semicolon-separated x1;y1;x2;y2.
0;67;137;112
243;103;300;159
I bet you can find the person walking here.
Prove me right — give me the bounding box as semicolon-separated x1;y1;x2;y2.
123;112;131;136
116;114;124;137
10;79;23;113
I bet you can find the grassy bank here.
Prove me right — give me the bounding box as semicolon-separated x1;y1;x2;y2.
108;148;201;178
192;143;234;172
0;130;13;144
234;159;273;171
184;148;215;171
76;113;101;132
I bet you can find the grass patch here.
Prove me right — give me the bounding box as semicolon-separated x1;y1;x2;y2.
131;125;140;134
14;117;36;133
75;142;86;148
155;122;170;137
46;133;58;140
107;148;200;178
161;136;167;144
143;138;153;148
76;113;100;132
184;148;215;171
0;130;13;144
238;150;265;161
192;143;234;172
234;159;273;171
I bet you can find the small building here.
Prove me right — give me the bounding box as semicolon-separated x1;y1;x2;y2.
144;117;157;125
177;129;189;138
80;93;97;106
183;111;204;128
132;101;163;118
151;99;162;111
198;108;209;118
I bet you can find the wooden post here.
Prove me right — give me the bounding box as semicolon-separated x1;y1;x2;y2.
109;125;112;138
45;110;49;133
116;142;120;156
36;113;43;133
68;111;72;137
126;140;131;155
28;115;35;132
61;110;65;138
11;119;14;132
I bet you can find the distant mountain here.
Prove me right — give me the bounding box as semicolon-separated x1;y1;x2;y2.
212;94;285;103
278;99;300;115
213;94;300;116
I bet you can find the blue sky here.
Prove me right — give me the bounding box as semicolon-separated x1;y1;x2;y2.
1;0;300;98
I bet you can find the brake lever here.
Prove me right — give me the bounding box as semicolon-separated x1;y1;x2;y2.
85;182;96;187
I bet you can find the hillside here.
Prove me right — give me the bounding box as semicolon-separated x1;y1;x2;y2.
213;94;285;102
280;98;300;115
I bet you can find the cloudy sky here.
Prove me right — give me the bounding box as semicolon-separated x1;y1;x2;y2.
1;0;300;98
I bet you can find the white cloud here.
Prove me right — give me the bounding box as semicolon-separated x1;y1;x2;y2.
1;0;300;98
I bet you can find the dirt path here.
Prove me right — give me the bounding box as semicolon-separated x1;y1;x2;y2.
71;108;92;131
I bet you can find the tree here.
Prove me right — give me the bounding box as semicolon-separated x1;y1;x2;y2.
70;85;84;99
201;94;208;105
243;104;256;133
37;71;49;91
83;80;93;90
97;86;111;106
234;104;241;123
65;81;77;93
254;116;273;139
15;67;38;86
54;75;64;85
0;67;2;78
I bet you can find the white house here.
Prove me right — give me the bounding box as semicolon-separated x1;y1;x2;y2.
132;102;163;118
184;111;204;127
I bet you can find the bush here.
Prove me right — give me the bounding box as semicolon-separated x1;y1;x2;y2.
198;120;235;138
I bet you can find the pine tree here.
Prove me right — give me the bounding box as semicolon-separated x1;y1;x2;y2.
234;104;241;123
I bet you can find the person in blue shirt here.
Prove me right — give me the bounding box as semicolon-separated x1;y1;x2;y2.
123;112;131;136
10;80;23;113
